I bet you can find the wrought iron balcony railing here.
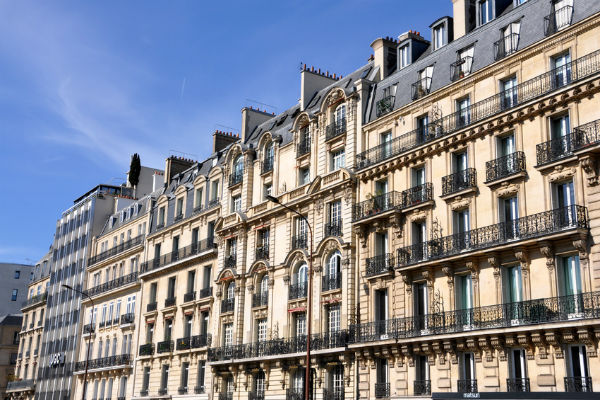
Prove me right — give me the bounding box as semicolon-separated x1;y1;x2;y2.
291;234;308;250
174;212;184;222
252;292;268;308
176;337;191;350
157;340;174;353
442;168;477;196
326;118;347;141
396;205;587;267
139;343;154;356
414;380;431;396
7;379;35;391
74;354;132;372
366;254;395;277
218;393;233;400
194;386;205;394
458;379;478;393
357;50;600;170
229;172;243;187
22;292;47;308
286;389;303;400
165;297;176;307
146;302;157;312
261;158;274;174
401;183;433;208
184;291;196;302
178;387;188;395
545;5;574;36
221;298;235;313
494;33;519;61
374;382;390;398
296;137;311;157
120;313;135;325
485;152;526;183
255;246;269;261
191;334;211;348
324;220;342;237
565;376;593;392
288;282;307;300
536;119;600;165
225;255;237;269
83;323;95;334
350;291;600;344
450;56;473;81
158;388;168;396
140;389;148;397
322;274;341;292
199;287;212;299
412;78;432;100
353;191;402;221
194;198;221;214
248;392;265;400
376;96;395;117
507;378;530;392
208;330;349;362
86;272;138;298
140;239;217;274
88;235;145;266
323;388;344;400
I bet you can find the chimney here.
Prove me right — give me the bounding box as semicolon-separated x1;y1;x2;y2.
452;0;476;40
300;65;337;111
370;37;398;81
241;107;274;142
164;156;195;186
213;130;240;153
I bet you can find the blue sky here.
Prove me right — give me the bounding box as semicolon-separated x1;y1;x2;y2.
0;0;451;264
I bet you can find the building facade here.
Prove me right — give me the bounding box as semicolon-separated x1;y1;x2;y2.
0;316;25;400
0;263;35;316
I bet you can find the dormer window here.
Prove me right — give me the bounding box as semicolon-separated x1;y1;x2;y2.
433;25;445;50
399;44;410;69
479;0;494;25
412;66;434;100
451;46;474;81
376;85;396;117
495;22;521;60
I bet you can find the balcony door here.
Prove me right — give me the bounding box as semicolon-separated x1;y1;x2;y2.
498;132;516;166
255;370;266;398
416;354;430;385
381;131;392;159
568;345;590;384
456;275;474;327
461;352;476;382
503;265;523;322
329;365;344;397
560;255;583;316
334;104;346;129
295;312;306;337
374;289;388;337
500;196;519;239
551;113;571;156
223;323;233;347
417;114;430;144
375;232;388;258
453;151;468;173
295;263;308;287
509;348;528;391
552;52;572;87
225;376;234;395
412;221;427;262
375;178;388;199
376;359;389;397
453;209;470;250
414;282;428;331
554;180;575;226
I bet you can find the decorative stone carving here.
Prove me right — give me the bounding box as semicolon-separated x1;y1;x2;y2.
580;155;599;186
531;332;548;359
343;186;354;204
496;182;519;198
490;336;507;361
391;213;404;239
573;238;589;260
548;165;576;183
449;197;470;211
410;210;427;222
545;331;564;359
577;329;597;358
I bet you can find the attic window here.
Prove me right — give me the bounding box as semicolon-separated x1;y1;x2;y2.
479;0;494;25
433;23;446;50
399;44;410;69
451;46;474;81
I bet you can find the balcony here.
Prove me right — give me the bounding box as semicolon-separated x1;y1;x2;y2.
224;255;237;269
261;158;274;174
252;292;268;308
374;382;390;399
184;291;196;302
248;392;264;400
229;172;243;187
165;297;176;307
356;50;600;170
22;292;47;309
221;298;235;313
326;118;347;141
146;302;157;312
414;380;431;396
494;33;519;61
322;274;341;292
366;254;395;277
74;354;132;372
291;234;307;250
255;246;269;261
194;198;221;214
351;291;600;344
120;313;135;326
208;330;349;362
323;388;344;400
139;343;154;356
88;235;145;266
191;334;211;348
286;389;303;400
83;323;95;334
411;78;431;100
199;287;212;299
194;386;205;394
485;152;526;183
218;393;233;400
565;376;593;392
450;56;473;81
376;96;395;117
157;340;174;353
352;191;402;222
86;272;138;298
458;379;478;393
507;378;530;392
296;137;311;157
176;337;191;350
396;205;588;268
401;183;433;209
545;5;573;36
140;389;149;397
536;119;600;166
7;379;35;392
324;220;342;237
178;387;188;395
140;239;217;274
288;282;307;300
158;388;168;396
442;168;477;196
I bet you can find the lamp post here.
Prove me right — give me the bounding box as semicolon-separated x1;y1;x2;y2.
62;284;94;400
266;195;313;400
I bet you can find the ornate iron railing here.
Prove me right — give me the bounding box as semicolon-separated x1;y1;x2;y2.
194;198;221;214
366;254;395;277
323;388;344;400
414;380;431;396
221;298;235;313
286;389;304;400
199;287;212;299
88;235;145;266
485;152;526;183
7;380;35;391
289;282;307;300
22;292;47;308
177;337;191;350
120;313;135;325
139;343;154;356
158;388;168;396
564;376;593;392
536;119;600;165
261;157;274;174
146;302;157;312
357;50;600;170
165;297;176;307
140;239;217;274
353;191;402;222
292;234;308;250
442;168;477;196
218;393;233;400
184;291;196;302
191;334;211;348
401;183;433;208
248;392;265;400
396;205;587;267
157;340;174;353
225;254;237;269
374;382;390;398
494;33;519;61
83;323;95;334
255;246;269;261
458;379;478;393
86;272;138;298
412;78;432;100
545;5;574;36
74;354;131;372
194;386;205;394
376;96;395;117
351;291;600;344
252;292;268;308
507;378;530;392
178;387;188;395
324;220;342;237
451;56;473;81
297;136;311;157
322;275;341;292
229;172;243;187
326;118;347;141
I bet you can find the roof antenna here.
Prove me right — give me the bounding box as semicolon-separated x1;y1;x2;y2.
245;98;279;115
214;124;240;134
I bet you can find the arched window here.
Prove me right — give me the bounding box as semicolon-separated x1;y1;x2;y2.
260;275;269;296
227;282;235;300
327;251;341;278
233;155;244;177
334;104;346;128
294;263;308;285
264;142;274;163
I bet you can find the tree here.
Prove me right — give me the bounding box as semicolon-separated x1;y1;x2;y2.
128;153;141;197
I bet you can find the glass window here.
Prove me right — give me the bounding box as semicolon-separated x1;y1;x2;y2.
399;44;410;68
299;167;310;185
480;0;493;24
433;24;445;50
223;323;233;346
232;195;242;213
14;271;20;279
11;289;17;301
256;318;267;342
330;148;346;171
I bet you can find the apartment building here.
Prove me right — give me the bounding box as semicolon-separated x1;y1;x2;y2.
0;316;25;400
0;263;35;315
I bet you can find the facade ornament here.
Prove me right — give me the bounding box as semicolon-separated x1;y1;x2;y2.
490;336;507;361
343;186;354;205
315;198;324;215
410;210;427;222
449;197;470;211
530;332;548;359
548;165;576;183
580;155;599;186
545;331;564;359
573;238;589;260
391;213;404;239
496;182;519;198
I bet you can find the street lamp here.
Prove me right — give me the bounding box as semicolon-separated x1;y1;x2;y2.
62;284;94;400
266;195;314;400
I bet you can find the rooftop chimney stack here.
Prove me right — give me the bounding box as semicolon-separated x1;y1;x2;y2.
370;36;398;81
241;107;274;142
452;0;476;40
164;156;196;186
213;130;240;153
300;64;338;111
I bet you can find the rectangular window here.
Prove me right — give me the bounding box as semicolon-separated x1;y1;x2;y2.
256;318;267;342
223;323;233;346
168;277;176;299
299;167;310;185
181;362;189;390
176;197;184;217
328;304;341;333
330;148;346;171
197;361;206;391
11;289;17;301
456;97;471;126
161;364;169;391
461;352;476;380
380;131;392;158
185;315;193;337
500;76;518;109
295;313;306;337
142;367;150;391
150;283;157;303
232;195;242;213
399;44;410;68
509;348;527;380
479;0;493;25
433;24;445;50
14;271;20;279
552;52;572;87
187;270;196;294
416;114;429;143
328;201;342;226
164;319;172;340
263;183;272;200
195;188;203;209
158;207;165;226
211;180;219;201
